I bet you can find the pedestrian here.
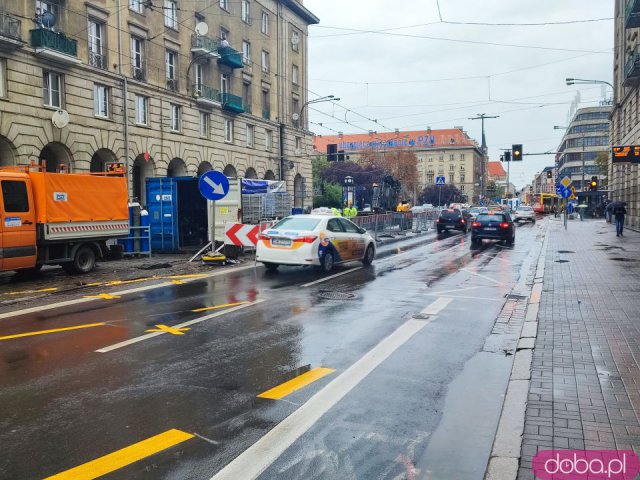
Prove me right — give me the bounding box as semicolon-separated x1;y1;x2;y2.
220;37;230;49
614;202;627;237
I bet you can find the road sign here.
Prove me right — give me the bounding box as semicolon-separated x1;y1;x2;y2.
198;171;229;201
225;223;262;247
558;186;571;199
436;176;446;186
560;176;572;188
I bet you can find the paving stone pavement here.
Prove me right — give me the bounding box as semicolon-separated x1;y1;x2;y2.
517;218;640;479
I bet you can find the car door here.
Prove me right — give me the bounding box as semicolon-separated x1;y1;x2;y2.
326;218;350;263
0;177;37;271
339;218;366;260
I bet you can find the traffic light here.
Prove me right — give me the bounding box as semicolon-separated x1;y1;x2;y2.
512;144;523;161
546;170;553;179
503;151;511;162
590;176;598;191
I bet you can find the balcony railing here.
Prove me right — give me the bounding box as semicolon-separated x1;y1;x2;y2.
0;11;22;42
30;28;78;57
217;46;243;69
132;65;145;81
191;34;220;58
626;0;640;28
219;92;245;114
624;48;640;86
167;78;178;91
89;50;106;69
192;84;220;105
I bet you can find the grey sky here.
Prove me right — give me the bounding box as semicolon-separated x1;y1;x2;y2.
304;0;613;189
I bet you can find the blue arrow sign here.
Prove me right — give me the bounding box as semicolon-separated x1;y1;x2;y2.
436;176;446;186
558;186;571;199
198;171;230;201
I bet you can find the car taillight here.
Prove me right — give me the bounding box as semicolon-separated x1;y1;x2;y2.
259;233;270;240
294;235;318;243
472;221;481;228
499;222;510;228
461;219;465;224
435;218;440;223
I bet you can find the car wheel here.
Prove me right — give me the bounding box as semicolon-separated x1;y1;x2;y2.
362;245;375;266
264;262;279;271
506;235;515;246
321;251;335;273
437;227;443;234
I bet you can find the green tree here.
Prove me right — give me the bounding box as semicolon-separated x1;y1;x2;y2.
312;156;343;208
594;152;609;189
486;181;505;199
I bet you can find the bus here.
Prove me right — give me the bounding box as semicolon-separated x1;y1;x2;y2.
532;193;560;214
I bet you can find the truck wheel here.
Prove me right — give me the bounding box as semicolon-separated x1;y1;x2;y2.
65;245;96;274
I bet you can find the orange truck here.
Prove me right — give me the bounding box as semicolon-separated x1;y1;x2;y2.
0;167;129;274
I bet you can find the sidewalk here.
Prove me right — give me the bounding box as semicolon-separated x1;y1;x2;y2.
517;218;640;479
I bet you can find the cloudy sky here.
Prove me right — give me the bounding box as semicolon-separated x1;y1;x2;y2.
304;0;614;189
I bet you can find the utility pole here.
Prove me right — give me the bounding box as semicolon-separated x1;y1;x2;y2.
469;114;499;203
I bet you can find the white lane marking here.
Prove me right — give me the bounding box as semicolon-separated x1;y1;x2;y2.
210;318;429;480
426;294;504;302
460;268;505;286
427;286;485;296
420;297;452;315
95;299;265;353
301;267;363;288
0;264;258;321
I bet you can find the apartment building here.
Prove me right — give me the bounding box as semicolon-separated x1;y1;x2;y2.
0;0;318;205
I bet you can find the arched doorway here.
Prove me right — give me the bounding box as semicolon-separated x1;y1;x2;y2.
90;148;117;173
264;170;276;180
197;162;212;176
223;164;237;178
167;158;187;177
244;167;257;179
132;154;155;206
0;135;16;167
39;142;73;172
294;174;305;208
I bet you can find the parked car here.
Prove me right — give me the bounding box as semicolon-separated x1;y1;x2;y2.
436;208;470;235
513;205;536;223
471;211;516;246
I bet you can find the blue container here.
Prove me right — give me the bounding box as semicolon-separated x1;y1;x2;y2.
291;208;303;215
147;178;179;252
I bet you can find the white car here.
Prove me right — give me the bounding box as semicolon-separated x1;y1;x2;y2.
256;214;376;272
513;205;536;223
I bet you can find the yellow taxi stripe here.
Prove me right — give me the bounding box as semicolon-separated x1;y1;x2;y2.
191;301;249;313
43;429;195;480
0;322;106;341
257;368;335;400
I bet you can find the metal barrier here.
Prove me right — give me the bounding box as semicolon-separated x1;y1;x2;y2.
351;211;437;241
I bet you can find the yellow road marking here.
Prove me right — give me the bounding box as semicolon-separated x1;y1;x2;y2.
0;322;106;341
84;293;121;300
43;429;195;480
257;368;336;400
166;274;208;279
171;280;184;285
191;301;249;313
5;287;58;296
145;324;190;335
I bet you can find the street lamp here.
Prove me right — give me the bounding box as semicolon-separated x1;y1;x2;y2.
298;95;340;129
566;78;614;89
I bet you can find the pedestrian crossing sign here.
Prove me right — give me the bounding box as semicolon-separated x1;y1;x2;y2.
436;176;446;185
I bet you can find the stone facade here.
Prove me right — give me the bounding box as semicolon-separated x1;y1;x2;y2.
0;0;318;206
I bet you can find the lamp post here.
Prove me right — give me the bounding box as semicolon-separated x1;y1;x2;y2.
298;95;339;130
566;78;614;89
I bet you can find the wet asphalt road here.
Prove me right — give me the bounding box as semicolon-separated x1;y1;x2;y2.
0;220;544;480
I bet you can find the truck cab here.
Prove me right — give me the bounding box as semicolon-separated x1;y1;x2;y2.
0;172;37;271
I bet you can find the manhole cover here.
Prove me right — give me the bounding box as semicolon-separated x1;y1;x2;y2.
557;250;575;254
318;291;357;300
506;294;528;300
555;260;570;263
610;257;638;262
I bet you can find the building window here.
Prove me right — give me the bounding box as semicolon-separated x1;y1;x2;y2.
460;165;465;170
449;154;454;161
164;0;178;29
0;59;6;98
219;0;228;10
166;50;177;90
292;64;299;85
94;84;109;118
170;104;180;132
194;63;203;90
292;98;299;126
439;155;444;162
242;41;251;64
291;30;300;52
246;124;255;147
241;0;250;23
265;129;272;151
43;71;61;108
242;82;251;110
220;73;229;94
129;0;143;13
261;50;270;73
135;95;148;125
36;0;58;17
428;156;433;162
460;174;465;183
427;173;434;183
460;185;465;192
262;89;270;118
460;154;465;160
449;174;454;183
449;164;455;171
131;36;144;80
295;136;302;152
88;20;105;68
261;11;269;35
220;28;229;42
224;119;234;143
199;112;209;138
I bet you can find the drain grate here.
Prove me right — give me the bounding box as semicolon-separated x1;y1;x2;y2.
506;294;528;300
557;250;575;254
555;260;570;263
318;291;357;300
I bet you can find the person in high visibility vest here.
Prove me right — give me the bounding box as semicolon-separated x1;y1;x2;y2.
331;207;342;217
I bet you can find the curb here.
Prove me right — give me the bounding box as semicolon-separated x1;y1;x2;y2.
484;224;549;480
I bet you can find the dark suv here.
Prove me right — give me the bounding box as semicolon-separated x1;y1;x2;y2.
436;208;469;235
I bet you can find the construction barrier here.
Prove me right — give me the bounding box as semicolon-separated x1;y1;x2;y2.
351;211;437;240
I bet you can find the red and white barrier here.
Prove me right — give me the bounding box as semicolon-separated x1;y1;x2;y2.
225;222;274;247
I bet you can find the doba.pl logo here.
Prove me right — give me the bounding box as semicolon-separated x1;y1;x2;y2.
532;450;640;479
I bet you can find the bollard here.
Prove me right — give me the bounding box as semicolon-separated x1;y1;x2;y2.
374;213;379;242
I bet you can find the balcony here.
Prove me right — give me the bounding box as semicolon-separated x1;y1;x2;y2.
132;65;145;81
191;34;220;59
626;0;640;28
88;50;106;69
30;28;80;65
262;109;270;120
217;46;243;69
0;11;22;47
219;92;245;114
624;48;640;86
192;84;220;107
167;78;178;92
